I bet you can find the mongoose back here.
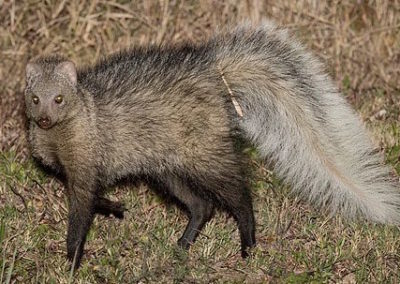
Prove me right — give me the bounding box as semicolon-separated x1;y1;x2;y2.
25;21;400;269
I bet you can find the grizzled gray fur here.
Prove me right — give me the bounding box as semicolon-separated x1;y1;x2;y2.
25;21;400;269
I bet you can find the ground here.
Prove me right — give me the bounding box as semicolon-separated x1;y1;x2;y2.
1;1;400;283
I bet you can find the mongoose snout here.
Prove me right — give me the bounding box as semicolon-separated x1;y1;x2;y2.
37;116;52;129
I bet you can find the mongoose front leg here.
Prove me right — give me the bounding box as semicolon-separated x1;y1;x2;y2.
66;179;96;270
94;197;125;219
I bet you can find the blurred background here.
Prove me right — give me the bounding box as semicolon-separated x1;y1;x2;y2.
1;0;399;154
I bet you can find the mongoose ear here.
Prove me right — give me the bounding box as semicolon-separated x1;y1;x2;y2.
26;62;42;85
55;61;77;86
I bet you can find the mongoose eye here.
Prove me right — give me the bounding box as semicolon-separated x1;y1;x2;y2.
55;95;63;104
32;96;39;104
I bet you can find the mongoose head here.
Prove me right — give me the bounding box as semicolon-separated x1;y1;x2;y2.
25;58;80;130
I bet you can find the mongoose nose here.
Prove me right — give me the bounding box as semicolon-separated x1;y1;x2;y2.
37;116;52;129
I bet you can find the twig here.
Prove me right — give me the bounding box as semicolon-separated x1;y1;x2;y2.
218;65;244;117
9;185;27;211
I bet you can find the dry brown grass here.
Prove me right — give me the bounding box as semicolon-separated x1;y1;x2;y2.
1;0;400;154
1;1;400;283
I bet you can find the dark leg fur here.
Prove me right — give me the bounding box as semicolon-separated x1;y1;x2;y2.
234;202;256;258
152;176;214;249
66;181;96;270
94;197;125;219
177;200;213;250
203;176;256;257
172;182;214;249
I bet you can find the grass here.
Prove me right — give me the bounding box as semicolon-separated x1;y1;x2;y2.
2;136;400;283
1;0;400;283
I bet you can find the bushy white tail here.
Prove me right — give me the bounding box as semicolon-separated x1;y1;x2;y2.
217;22;400;224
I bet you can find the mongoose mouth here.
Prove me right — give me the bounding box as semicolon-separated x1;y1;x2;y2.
36;117;53;129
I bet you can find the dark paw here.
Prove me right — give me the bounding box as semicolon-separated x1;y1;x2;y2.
95;199;126;219
241;249;249;258
177;237;191;250
241;244;255;259
111;202;125;219
67;240;84;271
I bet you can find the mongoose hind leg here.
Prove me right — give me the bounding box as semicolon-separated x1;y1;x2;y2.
234;203;256;258
94;197;126;219
212;178;256;258
175;192;214;250
152;176;214;250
